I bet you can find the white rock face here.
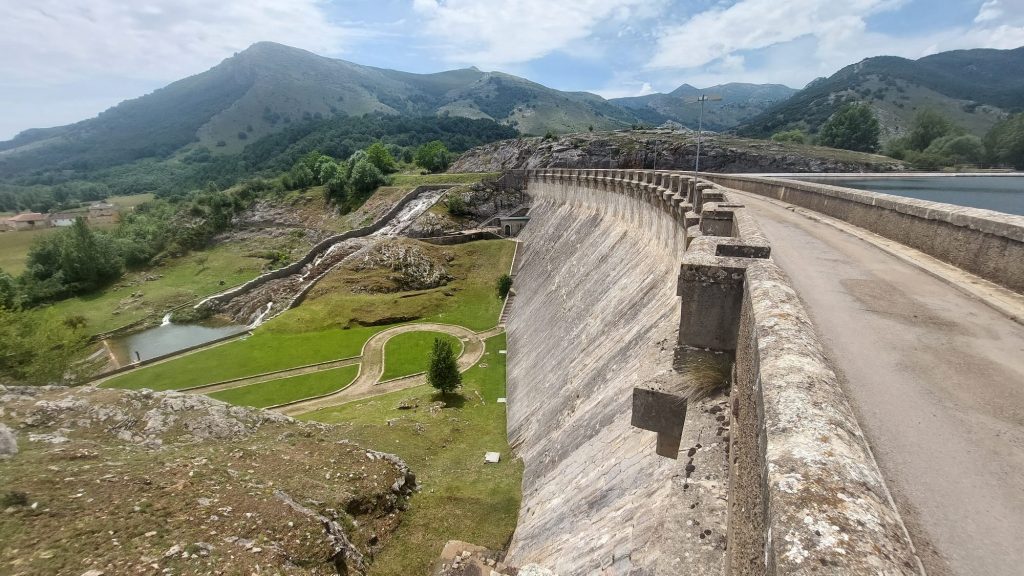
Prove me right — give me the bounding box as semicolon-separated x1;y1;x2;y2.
0;423;17;458
505;180;686;574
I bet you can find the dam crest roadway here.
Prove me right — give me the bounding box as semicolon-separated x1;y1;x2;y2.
501;169;1024;576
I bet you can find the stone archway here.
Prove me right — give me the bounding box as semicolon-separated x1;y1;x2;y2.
504;224;512;236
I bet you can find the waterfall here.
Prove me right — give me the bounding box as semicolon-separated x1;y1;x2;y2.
249;302;274;328
160;313;172;326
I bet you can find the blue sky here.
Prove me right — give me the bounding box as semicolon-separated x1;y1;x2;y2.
1;0;1022;140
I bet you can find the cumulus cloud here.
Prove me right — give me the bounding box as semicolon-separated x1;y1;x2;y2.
411;0;656;68
647;0;905;70
0;0;363;86
975;0;1004;22
643;0;1024;89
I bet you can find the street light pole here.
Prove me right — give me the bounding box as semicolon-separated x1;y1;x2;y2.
694;95;707;182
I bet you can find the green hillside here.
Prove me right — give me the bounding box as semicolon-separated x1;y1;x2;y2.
611;83;796;131
0;42;646;182
737;47;1024;142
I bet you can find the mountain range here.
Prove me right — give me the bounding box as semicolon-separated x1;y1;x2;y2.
0;43;787;178
738;47;1024;141
2;42;1022;181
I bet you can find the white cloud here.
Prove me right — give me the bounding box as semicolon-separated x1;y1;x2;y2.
0;0;363;87
411;0;657;68
975;0;1003;23
644;0;1024;89
647;0;905;70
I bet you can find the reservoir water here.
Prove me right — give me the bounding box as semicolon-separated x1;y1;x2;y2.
107;314;245;366
792;175;1024;216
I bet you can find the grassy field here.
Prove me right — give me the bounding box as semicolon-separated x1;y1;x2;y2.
302;333;521;575
103;239;514;391
104;325;382;391
0;227;60;275
42;241;270;335
0;194;153;275
380;331;461;381
209;364;359;408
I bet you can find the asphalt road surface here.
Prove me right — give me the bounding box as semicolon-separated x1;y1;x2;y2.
740;192;1024;576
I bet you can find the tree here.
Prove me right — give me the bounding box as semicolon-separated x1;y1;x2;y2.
365;142;398;174
0;268;17;309
496;273;513;300
818;103;880;152
0;307;87;385
414;141;451;173
925;134;984;166
985;113;1024;169
427;338;461;396
908;109;956;151
350;159;386;195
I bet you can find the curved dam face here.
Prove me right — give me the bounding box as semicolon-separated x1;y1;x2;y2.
505;180;687;574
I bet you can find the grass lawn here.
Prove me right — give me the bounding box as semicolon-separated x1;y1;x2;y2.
41;241;269;335
301;333;520;575
209;364;359;408
380;331;461;382
0;227;60;275
104;325;382;391
0;194;152;275
102;239;514;391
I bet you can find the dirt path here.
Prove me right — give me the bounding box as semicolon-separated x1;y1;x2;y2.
738;190;1024;576
275;322;491;416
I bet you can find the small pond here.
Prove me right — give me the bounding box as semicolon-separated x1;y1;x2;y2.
107;314;246;366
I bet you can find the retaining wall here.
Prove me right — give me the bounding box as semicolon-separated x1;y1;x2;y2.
704;174;1024;293
509;168;920;575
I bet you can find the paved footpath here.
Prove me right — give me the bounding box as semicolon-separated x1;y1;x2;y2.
739;191;1024;576
276;323;502;416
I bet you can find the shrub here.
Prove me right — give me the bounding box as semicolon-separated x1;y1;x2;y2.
496;273;513;300
771;129;806;144
414;141;451;173
446;194;469;217
818;103;880;152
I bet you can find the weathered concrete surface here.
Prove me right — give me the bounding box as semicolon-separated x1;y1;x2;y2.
737;190;1024;576
505;179;727;575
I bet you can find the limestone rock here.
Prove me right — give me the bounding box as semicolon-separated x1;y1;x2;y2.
0;423;17;458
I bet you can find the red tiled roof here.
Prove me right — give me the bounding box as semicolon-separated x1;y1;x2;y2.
8;212;48;222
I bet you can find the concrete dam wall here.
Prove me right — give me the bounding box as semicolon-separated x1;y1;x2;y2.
504;179;696;573
506;169;922;576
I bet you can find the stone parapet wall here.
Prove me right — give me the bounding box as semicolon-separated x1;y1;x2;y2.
704;174;1024;293
511;168;920;575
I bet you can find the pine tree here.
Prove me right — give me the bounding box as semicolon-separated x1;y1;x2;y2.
427;338;461;396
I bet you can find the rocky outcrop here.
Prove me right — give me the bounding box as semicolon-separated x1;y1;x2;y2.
0;385;416;575
450;131;904;173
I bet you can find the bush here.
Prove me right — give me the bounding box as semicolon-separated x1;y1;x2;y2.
771;129;807;144
365;142;398;174
414;140;451;173
925;134;984;166
818;103;880;152
427;338;461;396
350;159;386;195
446;194;469;216
908;109;956;151
496;273;513;300
985;113;1024;169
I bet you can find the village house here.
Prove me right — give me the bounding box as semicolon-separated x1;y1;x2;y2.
2;212;50;231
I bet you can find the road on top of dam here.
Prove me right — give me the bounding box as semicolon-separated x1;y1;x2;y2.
734;191;1024;576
